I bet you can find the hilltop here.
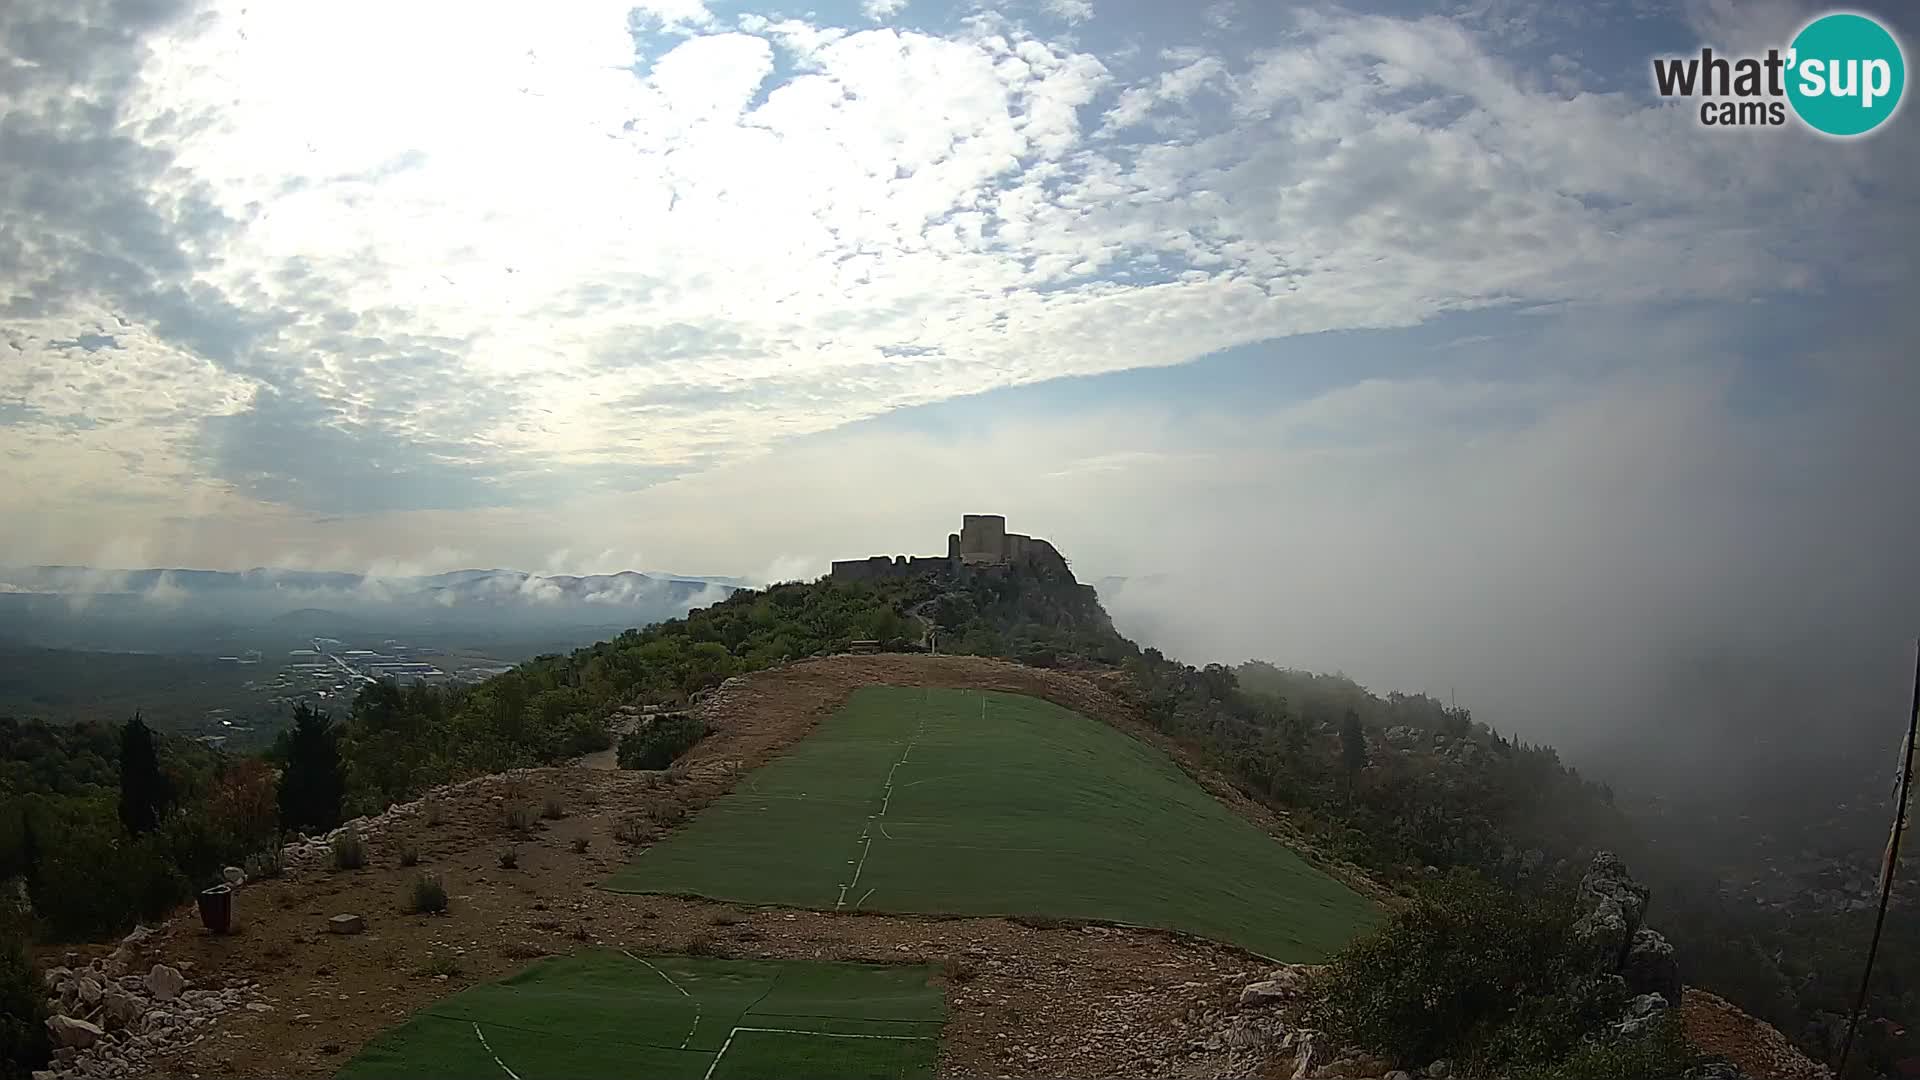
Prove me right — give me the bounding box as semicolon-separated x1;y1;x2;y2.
0;518;1864;1079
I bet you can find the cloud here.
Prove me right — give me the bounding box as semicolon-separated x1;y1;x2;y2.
7;0;1909;535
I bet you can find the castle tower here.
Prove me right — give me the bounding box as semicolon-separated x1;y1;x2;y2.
959;514;1008;559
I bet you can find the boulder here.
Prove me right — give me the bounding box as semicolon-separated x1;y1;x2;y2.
1622;927;1681;1003
1615;992;1671;1038
120;925;153;948
144;963;185;1001
329;913;366;935
102;991;144;1030
46;1014;104;1050
1239;980;1289;1007
1426;1061;1453;1078
222;866;247;887
1573;852;1650;971
42;965;71;989
76;975;103;1007
1385;726;1421;749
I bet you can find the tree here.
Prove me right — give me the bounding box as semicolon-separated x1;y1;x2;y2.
117;712;170;836
1340;708;1369;802
277;705;345;836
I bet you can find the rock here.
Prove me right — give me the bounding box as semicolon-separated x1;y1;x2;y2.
1573;852;1650;971
1239;980;1291;1007
142;1012;173;1034
76;975;103;1006
1622;927;1681;1002
120;925;153;948
1614;992;1671;1038
329;913;365;935
43;965;71;988
1385;726;1421;748
1290;1033;1323;1080
144;964;185;1001
102;991;144;1030
1387;1072;1415;1080
246;1002;273;1013
46;1014;105;1050
1426;1060;1453;1078
222;866;247;887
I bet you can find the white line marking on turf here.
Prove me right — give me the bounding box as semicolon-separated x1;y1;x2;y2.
836;697;931;910
624;950;701;1049
854;887;875;909
472;1023;523;1080
705;1022;936;1078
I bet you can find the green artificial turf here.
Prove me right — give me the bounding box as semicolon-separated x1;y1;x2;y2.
336;950;945;1080
604;686;1379;960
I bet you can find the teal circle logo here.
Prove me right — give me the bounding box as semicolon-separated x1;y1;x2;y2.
1787;13;1905;136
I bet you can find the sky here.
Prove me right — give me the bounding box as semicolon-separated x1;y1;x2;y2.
3;0;1917;777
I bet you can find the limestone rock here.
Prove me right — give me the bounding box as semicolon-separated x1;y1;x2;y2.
102;991;144;1030
222;866;247;887
1573;852;1650;971
46;1014;105;1050
1425;1060;1453;1078
1290;1033;1323;1080
144;964;185;1001
329;913;366;935
75;974;103;1007
1622;927;1681;1003
1615;992;1671;1038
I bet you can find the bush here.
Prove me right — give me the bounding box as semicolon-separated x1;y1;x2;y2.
244;841;285;881
497;847;518;870
415;954;462;978
942;955;978;983
409;873;448;914
398;840;419;868
505;801;537;835
1305;870;1587;1070
686;931;721;957
1509;1015;1699;1080
331;827;366;871
0;937;51;1080
31;830;185;941
614;819;657;846
422;799;445;828
617;716;709;771
569;837;590;854
541;796;566;820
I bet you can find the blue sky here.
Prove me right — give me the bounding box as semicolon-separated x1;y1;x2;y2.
2;0;1916;761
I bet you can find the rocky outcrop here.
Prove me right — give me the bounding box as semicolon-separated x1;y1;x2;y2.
1622;926;1681;1003
1573;851;1651;972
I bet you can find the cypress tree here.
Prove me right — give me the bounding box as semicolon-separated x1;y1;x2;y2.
277;704;345;835
117;712;170;836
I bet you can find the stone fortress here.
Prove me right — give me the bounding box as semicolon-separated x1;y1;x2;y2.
829;514;1072;583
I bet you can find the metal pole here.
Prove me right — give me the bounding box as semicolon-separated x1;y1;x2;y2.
1836;638;1920;1076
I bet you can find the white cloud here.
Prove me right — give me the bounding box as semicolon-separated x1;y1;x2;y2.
1;0;1912;557
861;0;908;21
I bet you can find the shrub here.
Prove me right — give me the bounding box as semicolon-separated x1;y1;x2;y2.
942;955;978;984
415;954;462;979
398;840;419;868
617;716;710;771
0;937;51;1080
686;931;721;957
541;796;566;820
1509;1015;1699;1080
422;799;445;828
614;819;658;846
569;837;590;854
409;873;448;915
1305;870;1585;1070
244;841;285;881
497;847;519;870
505;801;537;835
331;827;365;871
653;802;689;828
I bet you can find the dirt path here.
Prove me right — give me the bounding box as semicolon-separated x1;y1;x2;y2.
108;656;1351;1079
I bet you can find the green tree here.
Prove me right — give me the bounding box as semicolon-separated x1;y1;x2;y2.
1339;707;1368;800
0;936;51;1080
277;704;345;836
116;712;170;836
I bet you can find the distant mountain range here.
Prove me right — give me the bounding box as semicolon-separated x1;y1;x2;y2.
0;565;744;654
